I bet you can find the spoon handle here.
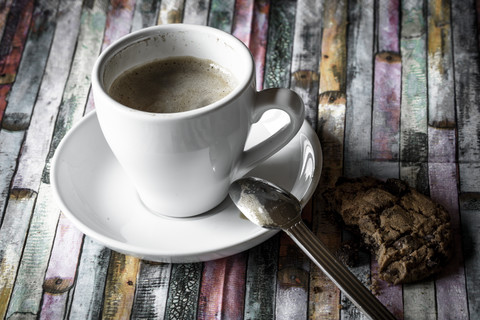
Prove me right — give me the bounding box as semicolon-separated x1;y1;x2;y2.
285;219;396;320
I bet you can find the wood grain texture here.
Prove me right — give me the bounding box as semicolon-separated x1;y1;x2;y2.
183;0;210;25
0;0;33;85
243;236;279;320
400;0;428;193
452;0;480;193
250;0;270;90
0;0;36;222
0;1;82;317
369;260;403;319
208;0;235;32
0;189;37;318
131;0;160;31
428;127;469;319
460;192;480;319
319;0;347;93
198;254;247;320
371;52;401;175
289;0;322;130
377;0;399;52
427;0;455;128
311;92;346;320
164;263;203;319
102;252;140;319
344;0;374;177
263;0;295;89
40;213;84;318
68;237;111;320
132;261;172;319
0;0;14;43
232;0;253;46
157;0;184;25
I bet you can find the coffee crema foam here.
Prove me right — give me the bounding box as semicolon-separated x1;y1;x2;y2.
108;56;237;113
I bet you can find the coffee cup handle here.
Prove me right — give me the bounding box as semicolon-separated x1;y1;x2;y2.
235;88;305;178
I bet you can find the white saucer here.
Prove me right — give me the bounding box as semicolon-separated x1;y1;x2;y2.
51;111;322;263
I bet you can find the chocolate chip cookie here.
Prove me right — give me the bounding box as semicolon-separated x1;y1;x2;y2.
324;177;453;284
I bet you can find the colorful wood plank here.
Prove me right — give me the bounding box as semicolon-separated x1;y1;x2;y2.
131;261;172;319
370;52;401;177
40;213;84;318
318;0;347;94
68;237;111;319
377;0;399;52
250;0;270;90
460;192;480;318
164;263;203;319
232;0;253;46
310;1;348;318
0;0;34;119
312;92;345;320
208;0;235;33
400;0;428;191
289;0;322;130
101;252;140;319
452;0;480;193
344;0;374;177
198;253;247;319
427;0;455;128
1;1;82;317
429;127;469;320
183;0;210;25
157;0;184;25
131;0;160;31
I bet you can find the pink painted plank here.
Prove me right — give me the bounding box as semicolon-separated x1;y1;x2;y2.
85;0;136;114
197;253;247;320
371;52;401;163
232;0;253;46
39;214;84;318
428;127;469;319
39;293;68;320
378;0;400;52
0;0;34;120
249;0;270;90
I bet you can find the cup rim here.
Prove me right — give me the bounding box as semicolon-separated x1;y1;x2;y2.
92;24;255;120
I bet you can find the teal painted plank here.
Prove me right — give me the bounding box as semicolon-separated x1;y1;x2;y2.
208;0;235;33
263;0;296;89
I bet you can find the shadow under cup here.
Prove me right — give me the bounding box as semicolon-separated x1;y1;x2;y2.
93;25;258;218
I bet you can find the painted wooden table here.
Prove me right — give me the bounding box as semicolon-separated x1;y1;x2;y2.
0;0;479;319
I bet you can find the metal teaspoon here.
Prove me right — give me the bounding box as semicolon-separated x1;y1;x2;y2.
228;176;396;320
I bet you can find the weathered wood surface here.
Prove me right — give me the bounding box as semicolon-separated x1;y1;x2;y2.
0;0;479;319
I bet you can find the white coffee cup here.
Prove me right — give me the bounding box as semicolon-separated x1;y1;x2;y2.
92;24;304;218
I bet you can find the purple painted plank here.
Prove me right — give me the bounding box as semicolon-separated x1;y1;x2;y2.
250;0;270;90
370;260;403;319
198;253;247;320
371;52;401;163
232;0;253;46
40;214;84;317
428;127;469;319
377;0;400;52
